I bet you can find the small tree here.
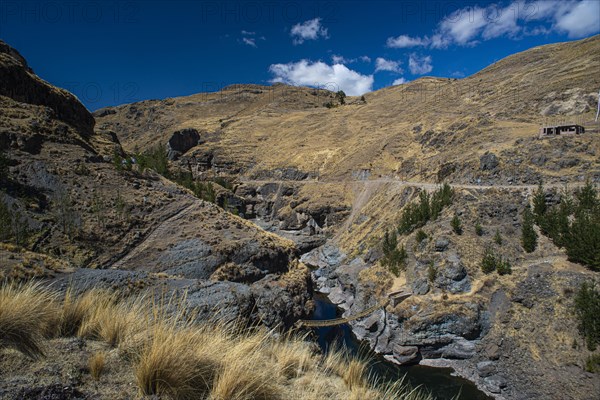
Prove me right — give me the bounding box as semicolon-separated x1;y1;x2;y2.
574;281;600;351
532;182;547;223
336;90;346;105
521;206;537;253
415;229;428;243
480;247;497;274
451;214;463;235
494;229;503;245
360;95;366;103
496;258;512;275
475;221;483;236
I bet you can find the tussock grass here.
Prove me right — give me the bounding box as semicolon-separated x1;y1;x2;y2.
0;282;434;400
89;351;106;381
0;282;58;358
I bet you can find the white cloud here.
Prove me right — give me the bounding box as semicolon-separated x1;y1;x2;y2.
385;1;599;49
359;55;372;63
387;35;430;48
332;54;351;64
241;30;255;36
269;60;373;96
290;18;329;44
408;54;433;75
393;77;408;85
554;0;600;38
375;57;403;73
242;37;257;47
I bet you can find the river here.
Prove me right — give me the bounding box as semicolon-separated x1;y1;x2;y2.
311;293;493;400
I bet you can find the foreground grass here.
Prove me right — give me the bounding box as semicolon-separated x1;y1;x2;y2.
0;282;433;400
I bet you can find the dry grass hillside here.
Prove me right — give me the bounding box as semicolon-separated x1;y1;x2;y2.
96;35;600;184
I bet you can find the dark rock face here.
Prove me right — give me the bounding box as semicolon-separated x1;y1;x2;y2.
435;253;471;294
435;237;450;251
166;128;200;160
0;40;94;137
480;152;499;171
392;345;420;364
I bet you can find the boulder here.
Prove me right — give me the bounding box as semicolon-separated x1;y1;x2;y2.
477;361;496;377
392;345;420;365
166;128;200;160
480;152;499;171
435;237;450;252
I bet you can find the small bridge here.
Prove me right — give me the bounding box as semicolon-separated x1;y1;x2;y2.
296;290;411;328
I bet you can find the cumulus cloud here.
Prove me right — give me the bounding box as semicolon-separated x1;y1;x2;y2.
387;35;429;48
375;57;403;73
392;77;408;85
359;55;372;63
385;1;599;49
553;0;600;38
242;37;257;47
290;18;329;44
408;54;433;75
269;60;373;96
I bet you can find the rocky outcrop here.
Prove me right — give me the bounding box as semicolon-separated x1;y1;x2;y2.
166;128;201;160
0;40;94;137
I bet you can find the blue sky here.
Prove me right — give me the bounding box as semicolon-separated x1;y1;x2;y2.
1;0;598;110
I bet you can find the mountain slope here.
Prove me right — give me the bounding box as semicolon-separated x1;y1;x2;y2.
95;35;600;184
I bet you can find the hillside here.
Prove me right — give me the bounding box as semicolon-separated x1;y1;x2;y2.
1;34;600;400
95;35;600;185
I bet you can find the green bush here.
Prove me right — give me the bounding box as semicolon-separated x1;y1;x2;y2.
585;354;600;373
427;262;437;283
532;182;547;223
475;222;483;236
136;145;170;177
521;206;537;253
574;281;600;351
496;258;512;275
398;184;454;235
451;214;462;235
415;229;428;243
381;230;407;276
536;182;599;271
494;229;503;245
480;247;498;274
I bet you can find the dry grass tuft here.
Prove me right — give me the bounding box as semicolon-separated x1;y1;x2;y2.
135;324;220;399
89;351;106;381
0;282;58;358
343;359;368;390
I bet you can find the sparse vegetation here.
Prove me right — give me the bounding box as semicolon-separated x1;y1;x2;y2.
480;247;511;275
427;262;437;283
398;184;454;235
451;214;462;235
494;229;503;245
0;282;433;400
535;182;600;270
574;281;600;351
0;199;32;247
89;351;106;381
136;144;170;177
381;230;407;276
415;229;428;243
475;221;483;236
585;354;600;373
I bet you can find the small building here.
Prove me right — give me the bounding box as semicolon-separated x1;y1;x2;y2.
539;124;585;138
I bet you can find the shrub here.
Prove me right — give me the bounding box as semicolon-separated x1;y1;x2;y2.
136;144;170;177
381;230;407;276
494;229;503;245
480;247;498;274
427;262;437;283
521;206;537;253
574;281;600;351
415;229;428;243
532;182;547;223
451;214;462;235
475;222;483;236
585;354;600;373
496;258;512;275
